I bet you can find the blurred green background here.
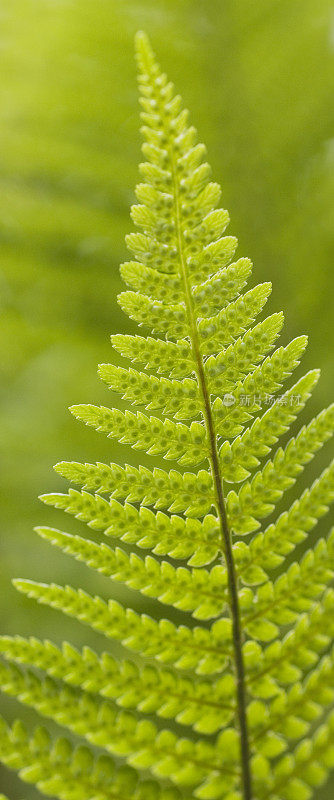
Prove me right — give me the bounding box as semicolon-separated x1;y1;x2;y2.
0;0;333;797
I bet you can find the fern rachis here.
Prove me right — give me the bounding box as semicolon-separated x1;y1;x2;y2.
1;31;334;800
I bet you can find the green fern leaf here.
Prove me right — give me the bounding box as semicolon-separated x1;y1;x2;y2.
243;461;334;573
39;491;220;564
0;717;175;800
54;459;214;516
0;635;236;735
34;525;229;619
70;404;208;465
1;30;333;800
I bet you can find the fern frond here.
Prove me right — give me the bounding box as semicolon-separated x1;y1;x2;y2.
246;588;334;698
213;336;308;440
118;290;189;337
242;461;334;575
55;367;318;519
197;282;272;353
0;662;241;795
111;333;194;378
13;579;233;674
251;648;334;752
228;402;334;535
220;369;320;484
54;460;214;517
120;259;184;301
0;636;236;735
39;491;220;565
99;314;285;421
0;717;174;800
46;467;333;577
205;312;284;393
1;30;333;800
192;257;252;317
98;363;200;420
70;404;208;465
34;525;228;619
241;529;334;642
257;710;334;800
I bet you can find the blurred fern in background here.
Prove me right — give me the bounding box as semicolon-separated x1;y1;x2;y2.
0;1;333;797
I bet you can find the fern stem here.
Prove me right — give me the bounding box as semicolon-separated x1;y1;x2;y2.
198;363;252;800
170;152;252;800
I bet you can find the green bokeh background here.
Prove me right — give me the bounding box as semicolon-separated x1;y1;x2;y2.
0;0;333;797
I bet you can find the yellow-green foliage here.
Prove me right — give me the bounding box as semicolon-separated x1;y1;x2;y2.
1;33;333;800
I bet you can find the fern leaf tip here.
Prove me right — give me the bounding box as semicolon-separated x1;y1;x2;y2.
134;30;156;74
34;526;58;540
134;30;150;48
12;579;35;594
53;461;69;476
